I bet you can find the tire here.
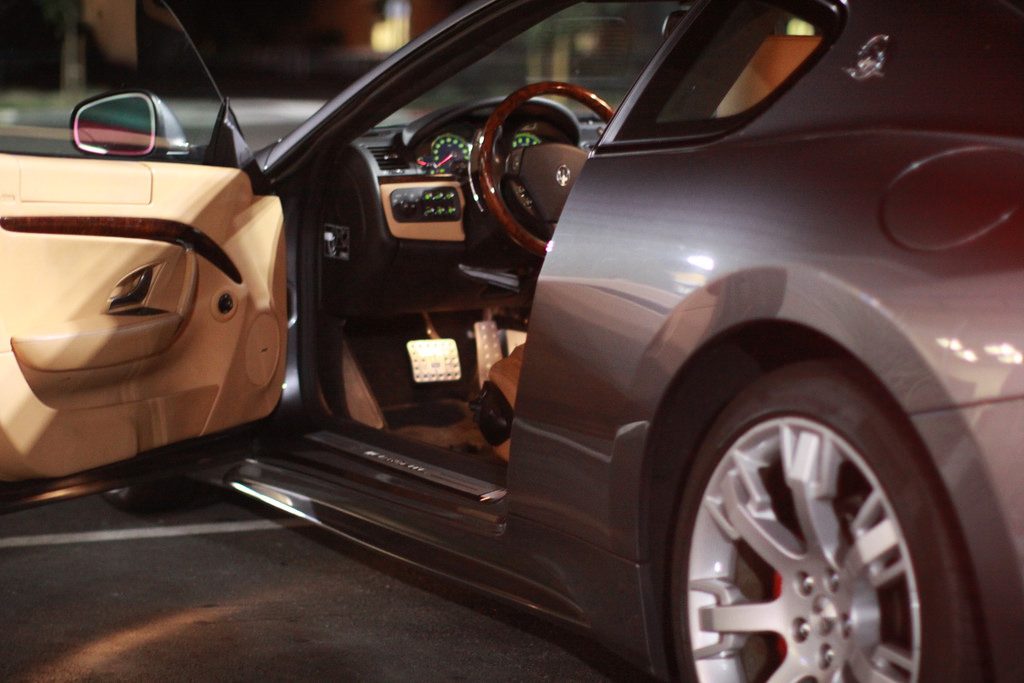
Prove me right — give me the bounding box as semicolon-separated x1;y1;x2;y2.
669;360;983;682
101;477;204;513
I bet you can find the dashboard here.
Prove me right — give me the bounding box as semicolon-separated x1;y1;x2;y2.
364;98;594;242
368;97;589;180
318;97;604;316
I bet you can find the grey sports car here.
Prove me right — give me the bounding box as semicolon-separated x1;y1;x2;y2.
0;0;1022;680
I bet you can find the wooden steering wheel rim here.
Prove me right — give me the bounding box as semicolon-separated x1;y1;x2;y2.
478;81;614;257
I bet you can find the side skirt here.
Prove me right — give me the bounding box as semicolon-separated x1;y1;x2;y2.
224;428;669;678
224;450;580;622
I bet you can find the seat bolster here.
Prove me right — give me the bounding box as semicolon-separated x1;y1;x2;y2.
487;344;525;408
479;344;526;463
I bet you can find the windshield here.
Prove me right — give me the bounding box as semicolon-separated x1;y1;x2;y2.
380;2;679;126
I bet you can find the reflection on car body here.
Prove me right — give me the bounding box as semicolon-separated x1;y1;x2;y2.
1;1;1023;681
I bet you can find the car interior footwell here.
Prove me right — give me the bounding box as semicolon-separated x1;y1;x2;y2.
385;399;491;455
322;311;526;466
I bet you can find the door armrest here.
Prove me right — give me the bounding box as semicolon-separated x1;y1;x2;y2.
11;311;182;371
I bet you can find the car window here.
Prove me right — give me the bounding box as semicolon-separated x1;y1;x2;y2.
0;0;222;161
613;0;831;142
379;2;680;126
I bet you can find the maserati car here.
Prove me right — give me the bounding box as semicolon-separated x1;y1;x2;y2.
1;0;1022;680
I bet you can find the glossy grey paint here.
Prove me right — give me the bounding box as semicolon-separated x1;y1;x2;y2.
511;0;1024;677
512;132;1024;675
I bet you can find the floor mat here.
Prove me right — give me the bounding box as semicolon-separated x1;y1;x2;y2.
344;313;480;409
385;399;495;458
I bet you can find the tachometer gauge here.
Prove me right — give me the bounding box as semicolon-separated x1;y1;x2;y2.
417;133;471;175
511;131;543;149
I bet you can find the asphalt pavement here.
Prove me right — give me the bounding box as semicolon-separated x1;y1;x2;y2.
0;488;653;682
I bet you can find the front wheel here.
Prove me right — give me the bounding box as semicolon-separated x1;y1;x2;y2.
670;361;983;682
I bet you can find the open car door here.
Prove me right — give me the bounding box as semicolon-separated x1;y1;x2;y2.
0;0;286;481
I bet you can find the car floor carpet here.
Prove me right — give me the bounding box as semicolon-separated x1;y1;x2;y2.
384;399;497;460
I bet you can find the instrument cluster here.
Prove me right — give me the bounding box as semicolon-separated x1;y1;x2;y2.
412;119;571;177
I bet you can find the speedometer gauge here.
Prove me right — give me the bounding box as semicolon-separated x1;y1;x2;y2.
511;131;543;149
417;133;471;175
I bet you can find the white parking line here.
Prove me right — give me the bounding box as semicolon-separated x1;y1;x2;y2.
0;518;309;548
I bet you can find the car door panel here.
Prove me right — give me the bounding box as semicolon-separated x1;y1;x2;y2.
14;155;153;205
0;154;285;481
12;308;186;372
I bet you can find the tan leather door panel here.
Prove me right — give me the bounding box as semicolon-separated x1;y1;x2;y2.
0;154;286;481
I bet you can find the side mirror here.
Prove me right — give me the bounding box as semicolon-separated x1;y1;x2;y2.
71;91;190;158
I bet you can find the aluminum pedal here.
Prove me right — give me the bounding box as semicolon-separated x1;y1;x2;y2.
473;321;503;388
406;338;461;383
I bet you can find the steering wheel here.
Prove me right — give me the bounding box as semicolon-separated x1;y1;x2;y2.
478;82;613;256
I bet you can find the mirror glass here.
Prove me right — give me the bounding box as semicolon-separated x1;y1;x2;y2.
73;92;156;156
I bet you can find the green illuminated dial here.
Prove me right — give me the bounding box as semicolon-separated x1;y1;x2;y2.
511;131;543;149
424;133;471;174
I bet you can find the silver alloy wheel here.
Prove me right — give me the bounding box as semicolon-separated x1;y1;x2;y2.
687;416;921;682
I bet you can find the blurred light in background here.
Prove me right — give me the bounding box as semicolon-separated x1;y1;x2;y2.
372;0;412;53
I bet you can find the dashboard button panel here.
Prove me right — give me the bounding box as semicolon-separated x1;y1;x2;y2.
390;187;462;223
380;181;465;242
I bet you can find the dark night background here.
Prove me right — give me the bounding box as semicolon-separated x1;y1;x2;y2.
168;0;468;99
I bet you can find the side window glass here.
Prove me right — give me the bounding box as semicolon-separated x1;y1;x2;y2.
614;0;830;141
0;0;222;162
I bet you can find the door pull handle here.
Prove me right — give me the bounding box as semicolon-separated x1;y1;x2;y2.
108;265;154;311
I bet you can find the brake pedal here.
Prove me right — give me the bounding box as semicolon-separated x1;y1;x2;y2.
406;338;462;383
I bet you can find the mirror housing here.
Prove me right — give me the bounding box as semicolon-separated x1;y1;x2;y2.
71;91;190;158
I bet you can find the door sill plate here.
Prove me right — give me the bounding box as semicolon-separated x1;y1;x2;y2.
304;430;506;503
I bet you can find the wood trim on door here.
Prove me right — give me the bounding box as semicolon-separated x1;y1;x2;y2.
0;215;243;284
